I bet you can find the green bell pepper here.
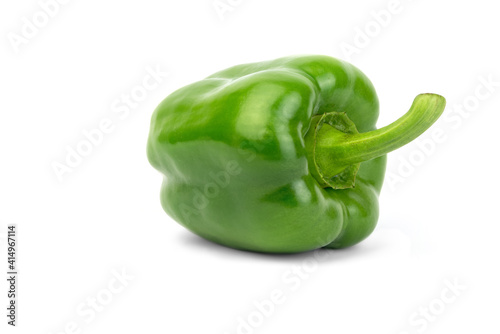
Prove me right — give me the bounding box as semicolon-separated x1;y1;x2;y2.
147;55;445;253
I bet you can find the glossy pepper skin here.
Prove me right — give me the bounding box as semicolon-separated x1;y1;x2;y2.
147;55;445;253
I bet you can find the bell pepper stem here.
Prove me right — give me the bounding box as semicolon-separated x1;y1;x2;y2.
318;93;446;167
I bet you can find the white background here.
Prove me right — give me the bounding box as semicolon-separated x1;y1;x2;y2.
1;0;499;333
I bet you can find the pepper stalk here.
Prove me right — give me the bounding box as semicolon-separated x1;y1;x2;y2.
305;94;446;189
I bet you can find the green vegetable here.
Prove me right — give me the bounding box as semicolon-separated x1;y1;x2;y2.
147;55;445;253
